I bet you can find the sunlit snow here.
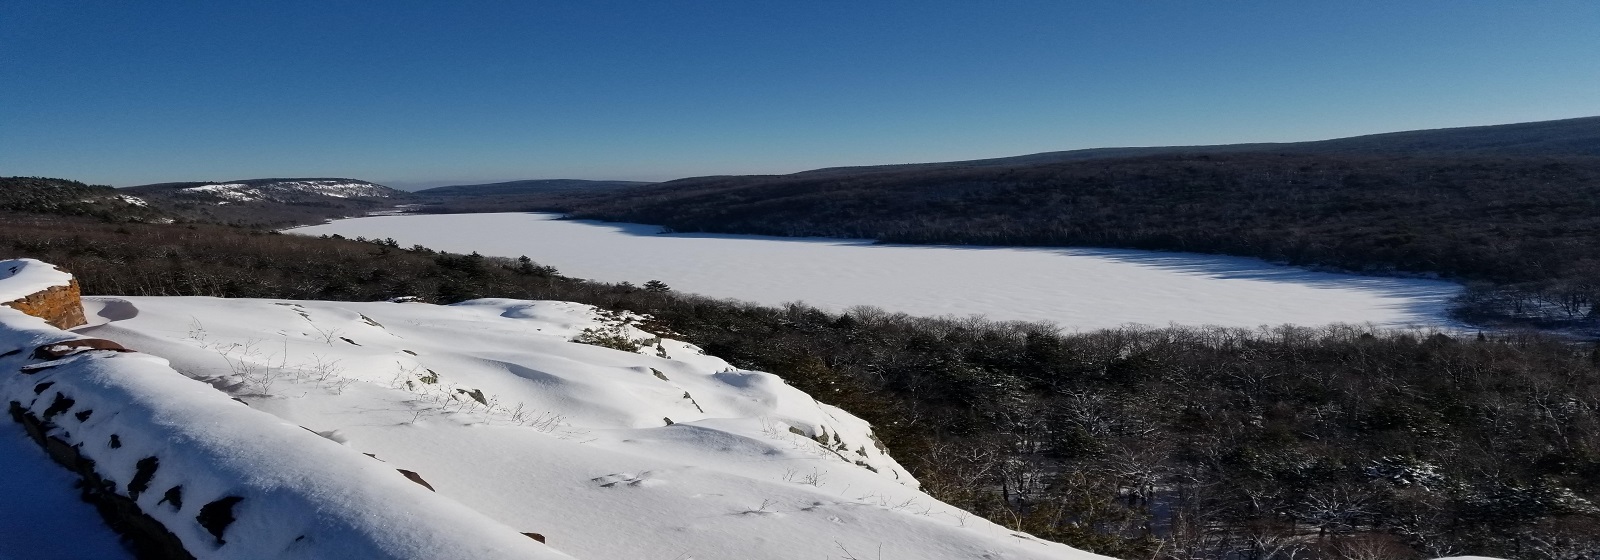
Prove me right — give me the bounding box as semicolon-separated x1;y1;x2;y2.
74;296;1113;560
0;258;74;303
180;183;263;201
295;213;1461;330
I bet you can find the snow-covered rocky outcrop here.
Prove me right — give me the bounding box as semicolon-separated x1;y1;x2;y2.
0;258;86;329
73;296;1114;560
0;283;572;558
0;257;1113;559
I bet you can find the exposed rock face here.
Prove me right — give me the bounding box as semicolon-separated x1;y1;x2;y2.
33;338;134;360
2;278;87;329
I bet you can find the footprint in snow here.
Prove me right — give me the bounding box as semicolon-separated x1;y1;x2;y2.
591;471;666;488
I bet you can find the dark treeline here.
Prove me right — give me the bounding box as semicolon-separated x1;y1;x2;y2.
528;153;1600;331
5;213;1598;559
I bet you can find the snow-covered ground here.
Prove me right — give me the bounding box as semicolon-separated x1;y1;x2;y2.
0;259;72;303
0;427;132;559
3;305;567;559
295;213;1462;330
74;295;1113;560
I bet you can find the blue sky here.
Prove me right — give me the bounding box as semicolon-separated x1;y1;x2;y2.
3;1;1597;188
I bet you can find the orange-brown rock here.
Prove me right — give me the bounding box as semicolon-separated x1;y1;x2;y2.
33;338;134;359
2;278;87;329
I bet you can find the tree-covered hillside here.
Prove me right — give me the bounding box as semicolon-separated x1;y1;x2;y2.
0;176;168;222
123;178;408;227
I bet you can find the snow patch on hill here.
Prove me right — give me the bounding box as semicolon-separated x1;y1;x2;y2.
176;180;394;204
180;183;263;201
77;295;1113;560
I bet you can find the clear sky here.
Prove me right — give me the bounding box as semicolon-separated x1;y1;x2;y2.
3;1;1597;188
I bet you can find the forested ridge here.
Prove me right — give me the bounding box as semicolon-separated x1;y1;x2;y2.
3;200;1598;558
517;152;1600;331
0;177;167;223
121;177;404;227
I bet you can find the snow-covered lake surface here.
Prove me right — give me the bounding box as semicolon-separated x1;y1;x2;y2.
295;213;1463;330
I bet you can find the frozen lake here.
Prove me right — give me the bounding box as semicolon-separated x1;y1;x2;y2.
294;213;1461;330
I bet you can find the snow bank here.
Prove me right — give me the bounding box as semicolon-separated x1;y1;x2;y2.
0;258;74;304
0;308;572;560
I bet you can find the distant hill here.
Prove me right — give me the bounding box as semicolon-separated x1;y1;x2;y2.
416;179;650;197
405;179;652;214
112;177;646;226
794;115;1600;176
126;177;403;202
0;176;169;222
417;115;1600;212
124;178;410;227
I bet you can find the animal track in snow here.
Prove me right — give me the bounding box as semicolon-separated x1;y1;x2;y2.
591;471;666;488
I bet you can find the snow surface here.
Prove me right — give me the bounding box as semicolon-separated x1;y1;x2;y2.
0;259;73;303
0;308;571;560
294;213;1462;330
0;415;133;560
77;295;1114;560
